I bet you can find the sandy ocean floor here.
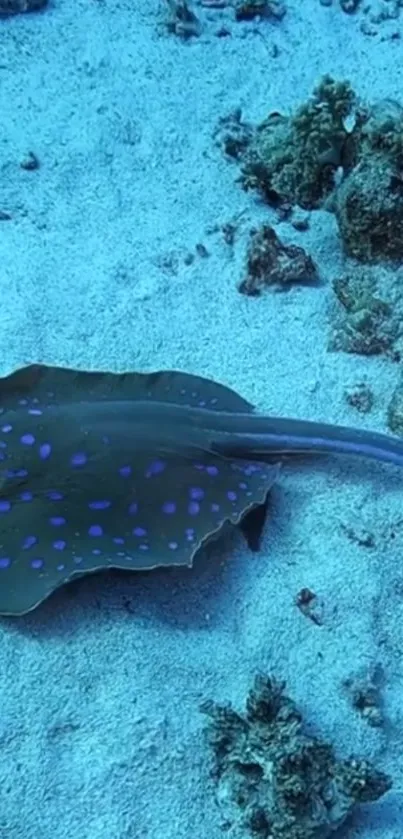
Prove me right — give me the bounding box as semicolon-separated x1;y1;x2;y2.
0;0;403;837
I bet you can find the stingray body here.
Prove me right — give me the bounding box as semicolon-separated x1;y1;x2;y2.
0;365;402;616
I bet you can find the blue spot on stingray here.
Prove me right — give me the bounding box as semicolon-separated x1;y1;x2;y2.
133;526;147;537
47;491;64;501
21;433;35;446
145;459;166;477
20;491;33;502
113;537;125;545
39;443;52;460
227;491;237;501
53;540;66;551
2;424;12;433
0;557;11;569
71;452;87;467
28;408;42;416
195;463;218;476
0;501;11;513
50;516;66;527
211;503;220;513
89;524;103;537
188;501;200;516
31;558;44;569
89;500;111;510
242;464;262;476
119;465;131;477
22;535;37;550
190;487;204;501
128;502;138;515
162;501;176;514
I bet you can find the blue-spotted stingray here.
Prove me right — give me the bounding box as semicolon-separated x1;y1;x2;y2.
0;364;403;616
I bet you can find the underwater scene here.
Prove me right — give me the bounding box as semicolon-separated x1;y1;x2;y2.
1;0;403;837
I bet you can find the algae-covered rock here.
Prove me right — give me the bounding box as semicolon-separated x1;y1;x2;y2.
234;0;286;20
329;268;399;355
201;674;391;839
163;0;202;37
334;154;403;261
356;98;403;165
344;382;374;414
215;109;255;161
332;99;403;260
241;76;356;209
343;670;384;728
239;225;318;294
224;77;403;261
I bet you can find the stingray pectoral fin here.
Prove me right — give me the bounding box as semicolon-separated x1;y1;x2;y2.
0;447;279;616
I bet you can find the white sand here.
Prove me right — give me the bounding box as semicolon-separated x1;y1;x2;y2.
0;1;402;836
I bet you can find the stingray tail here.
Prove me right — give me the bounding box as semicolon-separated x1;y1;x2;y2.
212;415;403;468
